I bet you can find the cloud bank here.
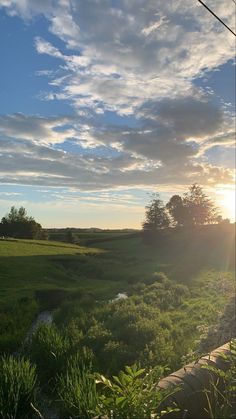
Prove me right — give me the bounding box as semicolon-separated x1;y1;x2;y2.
0;0;235;196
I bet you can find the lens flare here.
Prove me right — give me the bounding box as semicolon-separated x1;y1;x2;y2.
217;188;235;221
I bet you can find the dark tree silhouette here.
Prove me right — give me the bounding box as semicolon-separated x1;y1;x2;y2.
66;228;76;244
143;194;170;232
166;195;189;227
0;206;43;239
183;184;219;225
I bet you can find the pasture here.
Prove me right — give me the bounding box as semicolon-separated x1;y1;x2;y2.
0;226;234;355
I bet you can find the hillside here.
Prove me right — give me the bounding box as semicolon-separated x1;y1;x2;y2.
0;238;103;304
0;225;234;354
0;224;234;303
0;226;235;417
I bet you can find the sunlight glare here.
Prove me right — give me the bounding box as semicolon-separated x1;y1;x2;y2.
217;188;236;221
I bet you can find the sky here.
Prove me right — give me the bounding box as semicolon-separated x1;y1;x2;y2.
0;0;235;228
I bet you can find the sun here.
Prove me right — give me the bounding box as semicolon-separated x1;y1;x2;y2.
217;188;235;221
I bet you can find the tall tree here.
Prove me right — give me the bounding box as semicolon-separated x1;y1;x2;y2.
143;194;170;231
183;184;218;225
166;195;190;227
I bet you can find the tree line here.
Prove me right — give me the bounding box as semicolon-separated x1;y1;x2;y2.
0;184;230;240
143;184;229;232
0;206;45;239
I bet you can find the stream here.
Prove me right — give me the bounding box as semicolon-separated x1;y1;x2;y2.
22;293;127;418
112;292;128;301
25;310;53;342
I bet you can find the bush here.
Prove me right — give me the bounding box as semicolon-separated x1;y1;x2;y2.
0;355;38;419
95;364;177;419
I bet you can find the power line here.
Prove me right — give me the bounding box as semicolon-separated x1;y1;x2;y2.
197;0;236;36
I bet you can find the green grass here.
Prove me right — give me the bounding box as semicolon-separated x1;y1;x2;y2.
48;230;138;246
0;227;234;351
0;225;234;304
0;238;104;304
0;238;99;257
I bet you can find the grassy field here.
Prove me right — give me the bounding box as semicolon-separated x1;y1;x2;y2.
47;229;138;245
0;225;234;304
0;239;103;304
0;226;234;354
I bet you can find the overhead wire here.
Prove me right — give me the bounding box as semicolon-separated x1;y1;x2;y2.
197;0;236;36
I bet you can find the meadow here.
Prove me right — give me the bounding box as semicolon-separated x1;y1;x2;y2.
0;226;235;417
0;225;234;352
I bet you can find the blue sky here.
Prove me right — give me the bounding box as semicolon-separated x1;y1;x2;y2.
0;0;235;227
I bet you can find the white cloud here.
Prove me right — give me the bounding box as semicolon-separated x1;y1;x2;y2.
2;0;235;115
0;129;233;193
0;0;235;197
0;113;76;145
35;37;64;59
0;0;54;18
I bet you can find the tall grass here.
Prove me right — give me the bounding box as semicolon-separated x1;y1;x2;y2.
56;354;98;418
202;339;236;419
28;323;70;386
0;355;37;419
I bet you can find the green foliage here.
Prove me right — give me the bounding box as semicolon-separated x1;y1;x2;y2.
59;297;175;374
65;228;78;244
95;364;178;419
197;296;236;353
0;238;102;308
143;194;170;232
166;194;187;227
27;324;70;386
183;184;218;225
145;184;220;232
56;354;98;418
0;206;43;239
165;184;219;227
57;361;178;419
0;229;234;418
0;355;38;419
35;288;72;310
202;340;236;419
0;298;38;353
53;269;234;375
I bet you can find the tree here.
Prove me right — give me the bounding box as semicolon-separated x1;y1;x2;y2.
183;184;218;225
166;195;189;227
0;206;43;239
143;194;170;232
66;228;76;244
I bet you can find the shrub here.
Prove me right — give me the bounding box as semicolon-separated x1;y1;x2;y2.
0;355;38;419
95;364;178;419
